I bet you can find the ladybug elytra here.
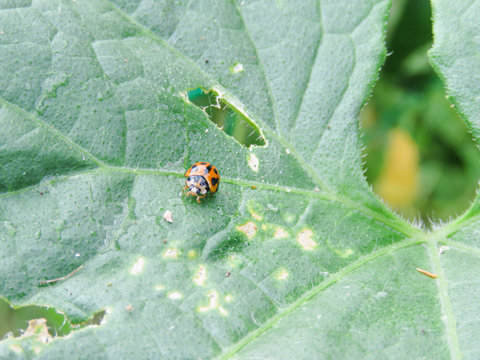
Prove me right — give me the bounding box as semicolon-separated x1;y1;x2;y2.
183;162;220;203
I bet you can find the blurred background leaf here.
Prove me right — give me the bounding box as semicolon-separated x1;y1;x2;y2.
360;0;480;223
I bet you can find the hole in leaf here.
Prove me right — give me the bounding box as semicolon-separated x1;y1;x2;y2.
187;88;266;148
360;0;480;224
0;298;105;341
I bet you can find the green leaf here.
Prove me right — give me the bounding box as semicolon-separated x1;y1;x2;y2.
0;0;478;358
430;0;480;143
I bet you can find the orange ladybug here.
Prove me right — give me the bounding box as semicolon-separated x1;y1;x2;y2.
183;162;220;203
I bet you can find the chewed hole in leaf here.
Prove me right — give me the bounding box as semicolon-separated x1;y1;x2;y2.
187;88;266;148
0;298;105;341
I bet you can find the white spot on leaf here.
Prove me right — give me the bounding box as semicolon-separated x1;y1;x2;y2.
197;290;228;316
274;227;289;239
335;248;353;258
225;294;234;302
297;229;317;250
163;210;173;223
9;345;23;353
163;248;179;259
237;221;257;239
439;245;450;254
130;257;145;275
168;291;183;300
23;319;52;344
247;153;259;172
275;268;289;280
231;62;244;73
374;291;388;299
193;265;207;286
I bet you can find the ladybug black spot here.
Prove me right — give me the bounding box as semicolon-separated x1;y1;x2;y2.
200;162;207;165
213;168;218;175
211;177;218;186
206;164;212;173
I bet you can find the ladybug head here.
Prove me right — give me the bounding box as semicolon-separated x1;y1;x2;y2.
186;175;209;195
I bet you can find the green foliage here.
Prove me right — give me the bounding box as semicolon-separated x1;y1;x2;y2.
0;0;479;359
362;0;480;222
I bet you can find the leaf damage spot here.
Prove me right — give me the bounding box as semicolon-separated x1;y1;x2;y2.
230;62;244;73
224;294;234;303
334;248;354;258
193;265;207;286
167;291;183;300
274;268;289;281
283;213;296;224
297;229;317;250
188;249;197;258
163;248;179;259
439;245;450;254
237;221;258;239
197;290;228;316
186;88;266;148
23;319;52;344
9;345;23;353
227;255;242;268
247;201;263;221
274;227;289;239
374;291;388;299
247;153;260;172
0;298;106;344
130;257;145;275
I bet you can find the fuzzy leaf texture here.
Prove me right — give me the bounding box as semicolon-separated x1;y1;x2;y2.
0;0;478;359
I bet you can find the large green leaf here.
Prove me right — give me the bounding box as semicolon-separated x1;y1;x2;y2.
0;0;478;358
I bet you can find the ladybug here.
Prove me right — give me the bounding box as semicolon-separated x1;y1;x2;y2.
183;162;220;203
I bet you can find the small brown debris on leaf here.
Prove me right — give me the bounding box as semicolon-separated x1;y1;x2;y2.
251;185;257;189
39;264;84;285
225;271;231;277
125;304;134;311
163;238;167;243
416;267;438;279
163;210;173;223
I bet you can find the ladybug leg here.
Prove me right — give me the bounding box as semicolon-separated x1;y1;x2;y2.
183;185;188;191
196;195;206;203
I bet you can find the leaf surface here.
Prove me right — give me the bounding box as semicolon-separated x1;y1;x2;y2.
0;0;478;358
